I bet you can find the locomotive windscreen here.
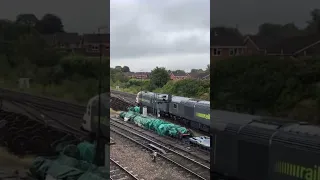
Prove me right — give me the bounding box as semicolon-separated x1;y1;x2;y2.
91;95;110;122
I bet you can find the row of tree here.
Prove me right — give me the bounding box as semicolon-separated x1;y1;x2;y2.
15;13;64;34
110;66;210;100
0;14;109;102
112;65;210;74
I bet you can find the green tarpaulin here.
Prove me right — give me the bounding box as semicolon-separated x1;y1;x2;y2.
77;141;96;163
29;141;108;179
119;108;190;138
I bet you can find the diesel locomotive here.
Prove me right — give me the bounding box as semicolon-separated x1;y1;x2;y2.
81;93;110;139
136;91;210;133
210;110;320;180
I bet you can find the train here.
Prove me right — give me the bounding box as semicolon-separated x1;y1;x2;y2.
211;110;320;180
135;91;210;133
81;93;110;139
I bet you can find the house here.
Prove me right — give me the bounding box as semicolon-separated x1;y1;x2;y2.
211;27;246;60
124;72;135;78
81;33;109;56
41;34;55;47
265;34;320;58
243;35;276;55
170;71;190;80
189;72;210;80
198;72;210;80
54;32;81;52
132;72;150;79
40;32;110;56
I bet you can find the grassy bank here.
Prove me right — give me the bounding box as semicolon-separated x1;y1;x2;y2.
0;55;109;104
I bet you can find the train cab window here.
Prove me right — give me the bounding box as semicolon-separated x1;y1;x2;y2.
173;104;177;109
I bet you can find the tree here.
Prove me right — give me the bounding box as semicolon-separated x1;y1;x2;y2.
35;14;64;34
149;67;170;90
211;27;241;37
257;23;302;39
206;64;210;72
115;66;122;70
305;9;320;34
110;68;128;83
190;69;205;75
257;23;283;38
122;66;130;72
172;70;185;74
16;14;38;26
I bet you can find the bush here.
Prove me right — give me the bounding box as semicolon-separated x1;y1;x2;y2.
211;56;320;122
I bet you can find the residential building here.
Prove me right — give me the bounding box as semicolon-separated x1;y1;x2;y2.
81;33;109;56
124;72;135;78
125;72;150;79
189;72;210;80
54;32;81;53
211;27;246;60
265;34;320;58
41;32;110;56
243;35;276;55
170;71;190;80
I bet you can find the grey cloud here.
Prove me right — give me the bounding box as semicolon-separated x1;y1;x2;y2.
0;0;109;33
111;0;210;59
211;0;320;34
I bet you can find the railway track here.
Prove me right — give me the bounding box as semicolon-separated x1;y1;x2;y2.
110;158;140;180
0;90;87;156
0;109;82;156
112;118;210;161
111;90;136;102
9;100;85;136
110;119;210;180
0;88;86;115
110;90;210;137
111;94;135;111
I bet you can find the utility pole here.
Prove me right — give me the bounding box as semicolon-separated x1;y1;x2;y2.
139;69;143;114
94;26;108;166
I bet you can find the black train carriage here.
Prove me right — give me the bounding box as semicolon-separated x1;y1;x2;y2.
137;91;211;133
90;93;110;139
269;124;320;180
168;96;191;121
157;93;171;115
194;100;210;132
210;110;320;180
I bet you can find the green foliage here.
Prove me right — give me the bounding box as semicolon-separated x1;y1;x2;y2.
0;21;109;103
149;67;170;90
16;14;38;26
211;56;320;122
110;66;209;100
157;79;210;100
110;68;128;83
35;13;64;34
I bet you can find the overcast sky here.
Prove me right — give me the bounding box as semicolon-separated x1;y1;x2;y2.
0;0;109;34
110;0;210;72
211;0;320;34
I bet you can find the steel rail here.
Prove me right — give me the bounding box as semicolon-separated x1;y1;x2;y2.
110;123;210;180
110;158;140;180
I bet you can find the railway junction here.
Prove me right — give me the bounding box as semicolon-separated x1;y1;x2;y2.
0;88;131;180
0;88;211;179
110;90;210;180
